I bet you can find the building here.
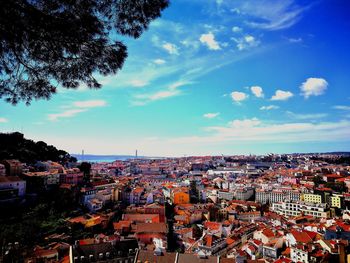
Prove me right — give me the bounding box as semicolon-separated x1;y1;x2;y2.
172;189;190;205
235;187;254;201
70;238;138;263
255;189;301;204
0;176;26;201
290;246;309;263
272;201;330;218
0;164;6;176
330;194;343;209
303;193;322;204
0;160;22;176
23;171;60;191
61;170;84;185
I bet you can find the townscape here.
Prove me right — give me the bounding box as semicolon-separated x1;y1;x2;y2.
1;0;350;262
1;134;350;263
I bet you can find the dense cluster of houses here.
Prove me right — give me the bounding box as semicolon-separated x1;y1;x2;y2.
1;154;350;262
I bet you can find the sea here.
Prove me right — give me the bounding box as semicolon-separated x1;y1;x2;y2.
71;154;138;163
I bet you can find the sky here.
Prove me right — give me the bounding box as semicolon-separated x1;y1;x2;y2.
1;0;350;157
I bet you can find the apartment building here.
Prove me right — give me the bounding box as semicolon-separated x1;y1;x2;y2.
272;201;330;218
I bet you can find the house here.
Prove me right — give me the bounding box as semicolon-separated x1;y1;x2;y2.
130;187;144;204
0;160;22;176
134;223;167;245
0;164;6;176
0;176;26;201
286;230;315;247
197;234;227;256
145;203;165;222
70;238;138;263
172;189;190;205
253;228;275;244
290;246;309;263
113;220;131;234
122;214;160;224
61;170;84;185
135;250;177;263
325;220;350;240
262;237;284;260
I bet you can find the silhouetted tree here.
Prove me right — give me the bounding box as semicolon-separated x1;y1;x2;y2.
0;0;169;104
190;180;199;203
0;132;76;163
79;161;92;183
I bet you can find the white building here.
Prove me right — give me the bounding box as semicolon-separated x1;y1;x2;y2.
272;201;330;218
0;176;26;197
235;187;254;200
290;247;309;263
256;189;301;204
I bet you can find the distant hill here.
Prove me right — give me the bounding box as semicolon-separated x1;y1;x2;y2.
71;154;140;162
0;132;76;163
71;154;166;162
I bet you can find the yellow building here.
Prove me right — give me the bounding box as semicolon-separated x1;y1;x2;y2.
330;195;342;208
303;193;322;204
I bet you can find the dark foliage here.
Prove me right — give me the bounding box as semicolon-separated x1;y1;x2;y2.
0;0;169;104
79;161;92;184
325;182;347;193
0;132;76;163
0;187;79;248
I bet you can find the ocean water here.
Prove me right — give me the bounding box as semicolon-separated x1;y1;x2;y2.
72;155;136;163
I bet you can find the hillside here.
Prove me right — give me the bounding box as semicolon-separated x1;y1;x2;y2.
0;132;76;163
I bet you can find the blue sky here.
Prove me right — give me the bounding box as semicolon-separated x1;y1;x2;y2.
1;0;350;157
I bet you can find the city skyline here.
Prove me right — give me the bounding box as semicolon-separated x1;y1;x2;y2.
1;0;350;156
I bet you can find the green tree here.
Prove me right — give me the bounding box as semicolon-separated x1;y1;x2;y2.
79;161;92;183
0;0;169;104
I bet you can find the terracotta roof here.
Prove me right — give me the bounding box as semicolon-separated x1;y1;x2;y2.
262;228;275;238
290;230;313;244
135;223;167;233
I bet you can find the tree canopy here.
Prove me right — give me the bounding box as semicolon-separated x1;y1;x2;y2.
0;0;169;104
0;132;76;163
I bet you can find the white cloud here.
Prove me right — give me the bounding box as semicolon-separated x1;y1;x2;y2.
238;0;306;31
300;77;328;98
169;118;350;145
260;105;279;110
333;105;350;111
48;100;107;121
286;111;328;120
73;100;107;108
153;59;166;65
233;35;260;50
232;26;242;32
48;109;87;121
162;42;179;55
132;81;191;106
149;90;180;101
228;118;261;128
250;86;264;98
288;37;303;43
203;112;220;119
231;91;248;102
271;90;294;101
0;117;8;123
129;79;149;87
200;32;221;50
